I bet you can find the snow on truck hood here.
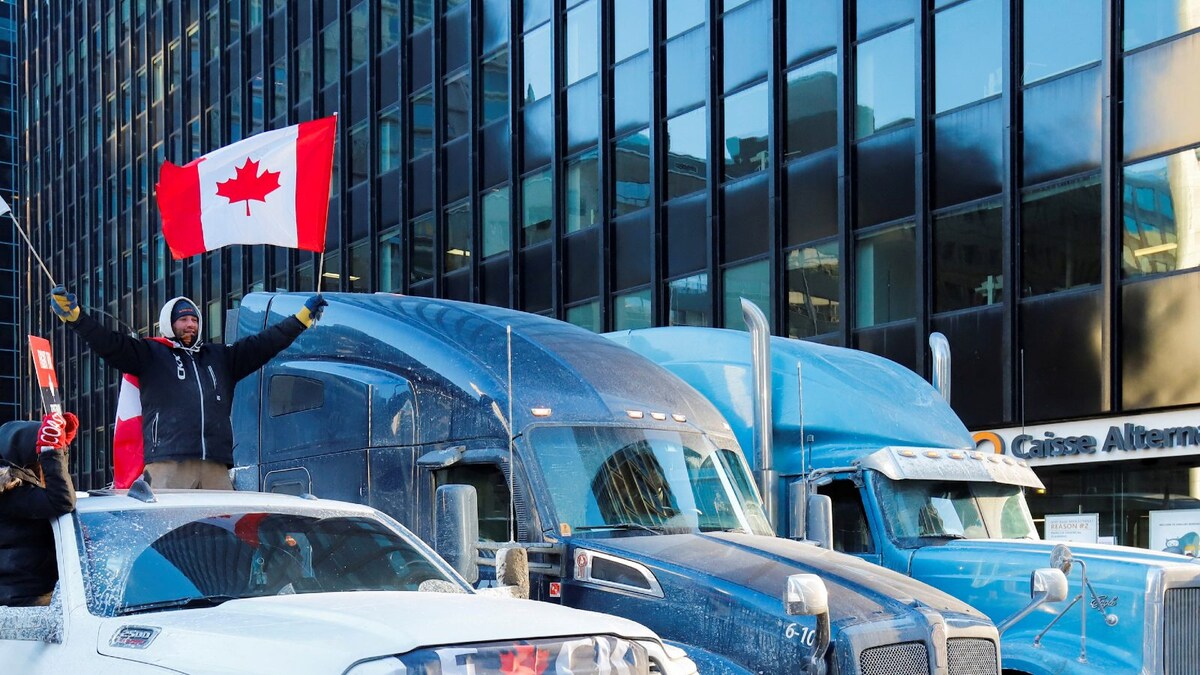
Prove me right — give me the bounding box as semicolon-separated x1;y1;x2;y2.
97;591;658;673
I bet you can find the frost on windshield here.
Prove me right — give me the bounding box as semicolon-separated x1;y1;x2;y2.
875;478;1038;544
77;508;458;616
0;584;63;642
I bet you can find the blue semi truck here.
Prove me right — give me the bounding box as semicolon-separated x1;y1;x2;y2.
608;302;1200;674
226;292;1006;675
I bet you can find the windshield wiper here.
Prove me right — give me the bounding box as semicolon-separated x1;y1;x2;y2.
117;594;242;616
574;522;663;534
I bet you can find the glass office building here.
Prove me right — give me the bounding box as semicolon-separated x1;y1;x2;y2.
0;0;17;426
16;0;1200;550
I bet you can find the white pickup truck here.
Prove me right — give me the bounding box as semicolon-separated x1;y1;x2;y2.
0;488;697;674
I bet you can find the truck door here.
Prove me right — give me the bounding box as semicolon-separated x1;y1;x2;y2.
817;478;882;566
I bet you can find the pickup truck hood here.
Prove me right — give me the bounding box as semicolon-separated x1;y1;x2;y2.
96;591;656;674
908;539;1200;635
589;532;985;628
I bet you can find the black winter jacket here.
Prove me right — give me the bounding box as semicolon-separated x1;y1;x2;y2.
68;311;307;466
0;421;75;607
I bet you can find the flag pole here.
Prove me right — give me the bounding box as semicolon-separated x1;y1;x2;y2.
8;211;56;288
316;251;325;292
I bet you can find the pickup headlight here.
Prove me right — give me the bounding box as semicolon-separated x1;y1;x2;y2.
345;636;650;674
637;640;699;675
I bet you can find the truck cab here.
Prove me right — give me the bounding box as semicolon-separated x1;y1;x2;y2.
610;322;1200;674
229;292;1003;675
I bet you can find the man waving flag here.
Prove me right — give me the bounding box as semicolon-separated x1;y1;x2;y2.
155;115;336;259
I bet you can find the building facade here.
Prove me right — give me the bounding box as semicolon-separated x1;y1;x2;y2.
0;0;18;426
16;0;1200;550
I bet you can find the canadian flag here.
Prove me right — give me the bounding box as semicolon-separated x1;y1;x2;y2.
156;115;336;259
112;373;145;489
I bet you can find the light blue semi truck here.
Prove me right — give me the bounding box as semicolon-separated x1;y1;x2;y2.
609;303;1200;674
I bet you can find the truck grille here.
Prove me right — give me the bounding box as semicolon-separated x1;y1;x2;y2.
860;642;929;675
1165;587;1200;674
947;638;997;675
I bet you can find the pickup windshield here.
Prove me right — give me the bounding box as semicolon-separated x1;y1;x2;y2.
77;508;461;617
528;426;772;536
874;477;1039;544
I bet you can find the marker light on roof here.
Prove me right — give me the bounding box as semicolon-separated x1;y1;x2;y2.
988;456;1001;463
924;451;941;459
948;452;965;460
650;412;667;421
531;407;552;417
626;410;645;419
672;413;688;423
1003;457;1016;466
972;452;986;460
898;449;917;458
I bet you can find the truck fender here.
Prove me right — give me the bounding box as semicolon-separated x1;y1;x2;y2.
663;640;755;675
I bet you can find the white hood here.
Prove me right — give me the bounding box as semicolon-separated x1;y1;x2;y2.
157;295;204;350
96;591;657;674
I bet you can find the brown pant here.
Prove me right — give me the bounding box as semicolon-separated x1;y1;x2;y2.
145;459;233;490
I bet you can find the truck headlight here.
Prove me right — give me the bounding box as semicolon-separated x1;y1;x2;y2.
637;639;699;675
347;636;650;674
344;657;405;675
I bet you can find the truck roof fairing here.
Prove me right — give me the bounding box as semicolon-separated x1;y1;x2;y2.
606;327;978;475
245;292;735;443
859;447;1044;489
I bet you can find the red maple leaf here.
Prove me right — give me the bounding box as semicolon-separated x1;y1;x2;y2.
499;644;551;675
215;158;281;216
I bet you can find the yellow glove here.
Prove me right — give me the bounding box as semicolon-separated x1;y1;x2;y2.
50;286;80;322
295;294;328;328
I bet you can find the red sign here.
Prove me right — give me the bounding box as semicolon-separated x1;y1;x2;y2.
28;336;62;415
548;582;561;598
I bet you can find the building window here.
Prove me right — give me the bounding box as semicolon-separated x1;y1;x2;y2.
614;128;651;216
321;20;339;88
523;23;552;103
410;214;434;283
349;120;369;185
786;54;838;160
566;0;598;85
1023;0;1101;84
409;88;433;159
1123;149;1200;278
565;149;599;233
1125;0;1200;50
522;168;553;246
566;300;600;332
271;58;287;118
444;71;470;140
614;289;652;330
724;82;769;180
669;273;711;327
349;241;371;292
349;3;369;71
445;201;471;272
297;39;313;102
615;0;650;63
666;0;705;39
378;104;401;174
481;50;509;125
379;227;403;292
786;241;840;338
667;106;707;199
723;259;770;330
482;185;511;257
934;0;1002;113
932;202;1003;312
380;0;401;51
855;24;914;138
856;223;915;327
411;0;433;32
1021;175;1102;295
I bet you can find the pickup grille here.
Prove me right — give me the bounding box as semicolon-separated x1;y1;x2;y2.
947;638;997;675
860;642;929;675
1165;587;1200;674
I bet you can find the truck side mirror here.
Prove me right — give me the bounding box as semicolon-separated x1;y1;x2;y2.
805;493;833;550
434;484;480;584
784;574;831;674
997;568;1069;635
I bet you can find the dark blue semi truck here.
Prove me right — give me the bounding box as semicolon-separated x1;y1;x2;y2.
228;292;1004;674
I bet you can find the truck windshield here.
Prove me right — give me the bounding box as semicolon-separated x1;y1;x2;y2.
528;426;772;536
874;478;1038;544
76;508;462;617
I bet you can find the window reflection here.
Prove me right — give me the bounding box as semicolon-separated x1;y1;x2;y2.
481;50;508;125
786;241;840;338
723;0;770;91
411;0;432;31
667;106;708;199
667;0;705;38
1022;66;1102;185
1123;32;1200;161
409;89;433;159
614;289;652;330
615;0;650;63
935;0;1002;113
1125;0;1200;50
856;223;915;327
669;273;711;326
857;0;914;39
856;24;915;138
409;214;434;283
349;120;369;184
723;259;770;330
522;168;553;246
566;301;601;332
566;0;598;85
933;202;1003;312
523;23;551;103
1021;176;1102;295
482;186;510;258
444;72;470;140
565;149;600;233
787;0;838;65
786;54;838;159
614;128;651;216
1023;0;1101;84
724;82;769;180
379;227;403;292
1123;149;1200;277
444;201;471;272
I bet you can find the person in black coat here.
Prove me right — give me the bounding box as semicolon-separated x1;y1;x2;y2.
50;288;328;489
0;413;78;607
